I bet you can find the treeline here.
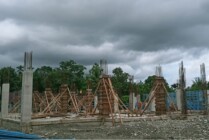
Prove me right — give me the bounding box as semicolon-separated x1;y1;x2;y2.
0;60;207;96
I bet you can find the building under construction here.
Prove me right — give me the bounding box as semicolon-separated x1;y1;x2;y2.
0;52;208;136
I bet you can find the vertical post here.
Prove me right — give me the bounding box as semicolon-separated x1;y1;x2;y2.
1;83;10;118
21;52;33;123
94;95;98;109
176;88;182;110
21;71;33;122
200;63;208;115
150;96;156;112
155;65;162;77
179;61;187;115
129;75;134;111
100;59;108;75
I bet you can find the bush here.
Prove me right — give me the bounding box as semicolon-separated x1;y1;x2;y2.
121;95;129;104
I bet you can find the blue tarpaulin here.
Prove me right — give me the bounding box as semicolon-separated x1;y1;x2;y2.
0;129;41;139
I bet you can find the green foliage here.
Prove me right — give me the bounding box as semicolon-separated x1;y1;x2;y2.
121;95;129;104
0;67;22;92
187;77;207;91
0;61;176;96
137;75;173;95
111;67;129;97
59;60;86;88
87;63;102;91
33;66;54;92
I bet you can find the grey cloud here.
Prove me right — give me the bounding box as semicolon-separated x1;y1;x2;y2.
1;0;209;51
1;0;209;84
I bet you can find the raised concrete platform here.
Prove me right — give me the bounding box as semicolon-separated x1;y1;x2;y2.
0;112;204;134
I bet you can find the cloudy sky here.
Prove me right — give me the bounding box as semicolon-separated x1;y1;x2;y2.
1;0;209;86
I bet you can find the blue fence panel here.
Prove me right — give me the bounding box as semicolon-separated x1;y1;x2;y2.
186;90;205;110
166;92;177;109
141;90;206;111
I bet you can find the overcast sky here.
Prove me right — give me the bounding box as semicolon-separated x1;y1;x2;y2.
1;0;209;86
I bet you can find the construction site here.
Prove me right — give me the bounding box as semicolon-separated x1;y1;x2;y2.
0;52;209;139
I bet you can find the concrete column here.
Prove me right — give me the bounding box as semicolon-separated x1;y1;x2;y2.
135;94;141;109
1;83;10;118
207;90;209;105
21;70;33;123
129;92;135;111
94;95;98;108
114;94;119;113
150;97;156;112
133;96;137;110
176;89;182;111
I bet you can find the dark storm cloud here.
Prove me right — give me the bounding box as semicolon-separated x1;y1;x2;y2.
1;0;209;84
1;0;209;52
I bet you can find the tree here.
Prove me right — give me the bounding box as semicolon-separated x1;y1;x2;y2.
87;63;102;91
0;67;20;92
59;60;86;91
189;77;206;91
137;75;173;95
111;67;129;96
33;66;53;92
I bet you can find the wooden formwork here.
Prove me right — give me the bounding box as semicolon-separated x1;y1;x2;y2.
33;91;42;113
67;90;79;113
154;77;167;115
84;89;94;116
9;96;20;113
94;75;131;126
140;76;177;116
60;84;69;113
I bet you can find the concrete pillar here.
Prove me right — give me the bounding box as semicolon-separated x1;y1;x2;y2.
114;94;119;113
207;90;209;105
21;70;33;123
150;97;156;112
1;83;10;118
176;89;182;111
94;95;98;108
133;96;137;110
135;94;141;109
129;92;135;111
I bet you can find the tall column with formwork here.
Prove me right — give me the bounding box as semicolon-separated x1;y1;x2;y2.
128;75;135;111
98;60;115;116
98;75;115;116
1;83;10;118
21;52;33;123
200;63;208;115
154;77;167;115
60;84;69;114
154;65;166;115
179;61;187;115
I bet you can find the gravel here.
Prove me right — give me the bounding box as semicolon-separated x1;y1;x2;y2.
31;115;209;139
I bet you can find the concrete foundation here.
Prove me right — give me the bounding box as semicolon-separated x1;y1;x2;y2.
21;70;33;123
1;83;10;118
0;113;170;134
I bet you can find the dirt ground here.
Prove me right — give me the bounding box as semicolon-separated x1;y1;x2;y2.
31;115;209;139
